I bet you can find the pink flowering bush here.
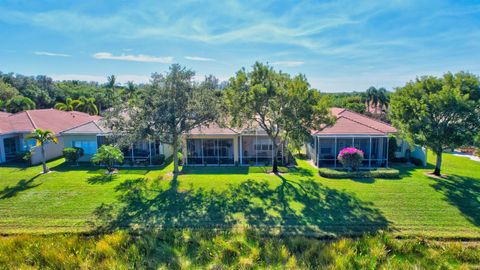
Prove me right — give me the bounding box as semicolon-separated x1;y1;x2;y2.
338;147;364;171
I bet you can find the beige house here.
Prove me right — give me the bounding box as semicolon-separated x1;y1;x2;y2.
183;123;286;166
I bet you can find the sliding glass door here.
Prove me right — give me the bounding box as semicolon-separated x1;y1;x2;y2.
186;138;234;165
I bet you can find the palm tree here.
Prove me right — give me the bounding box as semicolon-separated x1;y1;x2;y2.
371;88;379;114
54;98;80;111
25;129;58;174
107;75;116;91
365;87;376;113
125;81;136;99
105;75;117;107
76;97;99;115
377;88;389;113
5;96;36;113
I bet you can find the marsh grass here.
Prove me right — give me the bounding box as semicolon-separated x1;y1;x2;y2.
0;229;478;269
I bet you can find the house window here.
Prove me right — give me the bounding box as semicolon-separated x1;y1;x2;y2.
3;137;17;156
72;141;97;154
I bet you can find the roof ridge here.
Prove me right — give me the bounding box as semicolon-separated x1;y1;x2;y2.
92;120;106;132
337;115;386;134
340;108;394;128
60;120;97;133
25;111;38;129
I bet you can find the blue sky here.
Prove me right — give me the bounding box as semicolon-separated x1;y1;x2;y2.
0;0;479;92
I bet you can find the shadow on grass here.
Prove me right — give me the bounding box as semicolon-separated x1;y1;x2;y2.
432;174;480;226
0;174;42;199
87;174;118;185
93;173;389;237
181;166;250;175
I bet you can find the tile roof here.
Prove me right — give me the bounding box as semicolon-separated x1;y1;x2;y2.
0;109;101;135
188;122;240;135
312;107;397;135
61;120;110;134
0;112;11;118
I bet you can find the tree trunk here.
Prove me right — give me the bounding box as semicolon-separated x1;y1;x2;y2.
433;149;443;176
173;134;179;174
272;142;279;174
41;144;48;174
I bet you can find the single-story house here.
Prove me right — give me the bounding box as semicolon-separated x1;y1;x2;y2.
60;120;173;164
0;109;101;164
0;109;172;165
307;108;426;168
183;123;287;166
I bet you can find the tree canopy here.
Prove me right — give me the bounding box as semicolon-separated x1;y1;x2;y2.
106;64;219;174
390;72;480;176
225;62;333;173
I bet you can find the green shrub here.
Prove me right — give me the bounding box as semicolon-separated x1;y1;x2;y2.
91;145;124;173
177;152;183;165
410;157;424;166
318;168;400;179
63;147;84;164
17;150;32;164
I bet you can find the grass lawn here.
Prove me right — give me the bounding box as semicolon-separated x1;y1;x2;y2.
0;153;479;238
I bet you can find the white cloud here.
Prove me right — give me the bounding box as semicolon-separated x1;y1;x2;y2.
93;52;173;63
34;51;71;57
185;56;215;61
50;74;150;84
271;61;304;67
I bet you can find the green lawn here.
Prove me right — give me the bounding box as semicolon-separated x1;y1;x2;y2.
0;153;479;238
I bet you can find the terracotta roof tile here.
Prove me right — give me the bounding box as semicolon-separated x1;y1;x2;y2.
0;109;101;135
188;123;240;135
313;107;397;135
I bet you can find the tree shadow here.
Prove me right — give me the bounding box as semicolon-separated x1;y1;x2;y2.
0;175;42;199
286;166;315;177
87;174;118;185
93;173;389;237
181;166;250;175
432;174;480;226
231;174;389;235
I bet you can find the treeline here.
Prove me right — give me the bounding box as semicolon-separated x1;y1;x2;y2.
0;72;148;114
0;71;391;119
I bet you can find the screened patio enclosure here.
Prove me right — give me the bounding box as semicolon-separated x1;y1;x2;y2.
97;135;164;165
186;138;235;165
311;136;389;168
240;135;280;165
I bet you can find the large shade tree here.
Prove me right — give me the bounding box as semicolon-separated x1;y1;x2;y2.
225;62;333;173
390;72;480;176
0;80;19;101
106;64;219;174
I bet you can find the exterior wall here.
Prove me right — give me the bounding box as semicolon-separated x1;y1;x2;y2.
184;135;239;164
30;136;65;165
62;134;98;162
394;138;427;166
162;143;174;159
411;146;427;166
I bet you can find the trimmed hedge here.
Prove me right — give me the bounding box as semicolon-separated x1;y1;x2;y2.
319;168;400;179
